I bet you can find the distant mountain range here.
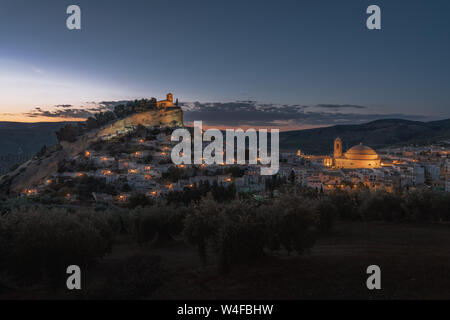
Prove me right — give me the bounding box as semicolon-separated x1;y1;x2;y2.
0;122;74;156
0;122;74;173
279;118;450;154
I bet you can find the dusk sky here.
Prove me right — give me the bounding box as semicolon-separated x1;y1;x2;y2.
1;0;449;129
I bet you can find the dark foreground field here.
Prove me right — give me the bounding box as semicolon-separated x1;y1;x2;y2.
146;222;450;299
3;221;450;300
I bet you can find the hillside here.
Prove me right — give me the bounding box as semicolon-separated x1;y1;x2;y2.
0;108;183;195
279;118;450;154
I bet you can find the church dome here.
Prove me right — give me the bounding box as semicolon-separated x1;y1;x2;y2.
344;143;380;160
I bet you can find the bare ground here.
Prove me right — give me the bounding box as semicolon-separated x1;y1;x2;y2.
149;222;450;299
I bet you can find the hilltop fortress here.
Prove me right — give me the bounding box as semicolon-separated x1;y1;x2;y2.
98;93;183;139
156;93;175;108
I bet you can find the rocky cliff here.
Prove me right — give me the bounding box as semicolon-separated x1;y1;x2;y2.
98;107;183;139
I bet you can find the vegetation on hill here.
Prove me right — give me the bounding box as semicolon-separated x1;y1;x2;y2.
55;98;162;142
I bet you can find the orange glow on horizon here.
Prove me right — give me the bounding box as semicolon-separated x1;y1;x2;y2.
0;114;88;123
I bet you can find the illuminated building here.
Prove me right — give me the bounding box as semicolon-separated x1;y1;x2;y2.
325;138;381;169
156;93;175;108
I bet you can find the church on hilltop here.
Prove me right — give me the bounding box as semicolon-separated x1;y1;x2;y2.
156;93;175;108
324;137;381;169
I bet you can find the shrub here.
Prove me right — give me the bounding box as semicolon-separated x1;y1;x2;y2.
317;198;338;233
402;190;450;223
184;196;318;273
327;190;360;220
215;203;266;273
266;195;317;255
127;193;153;208
183;198;220;265
0;207;114;286
131;206;187;247
359;191;405;222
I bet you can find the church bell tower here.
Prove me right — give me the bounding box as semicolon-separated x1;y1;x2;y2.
334;137;343;158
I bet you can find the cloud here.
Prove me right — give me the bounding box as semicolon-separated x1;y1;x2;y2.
181;101;428;129
24;107;97;119
20;99;428;130
23;100;131;119
315;104;366;109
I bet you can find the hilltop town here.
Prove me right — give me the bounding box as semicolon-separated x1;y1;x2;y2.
1;94;449;205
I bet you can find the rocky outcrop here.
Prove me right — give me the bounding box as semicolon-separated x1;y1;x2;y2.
98;107;183;139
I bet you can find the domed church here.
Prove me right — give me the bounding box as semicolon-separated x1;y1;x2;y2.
329;137;381;169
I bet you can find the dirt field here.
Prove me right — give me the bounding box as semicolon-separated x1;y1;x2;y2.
149;221;450;299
